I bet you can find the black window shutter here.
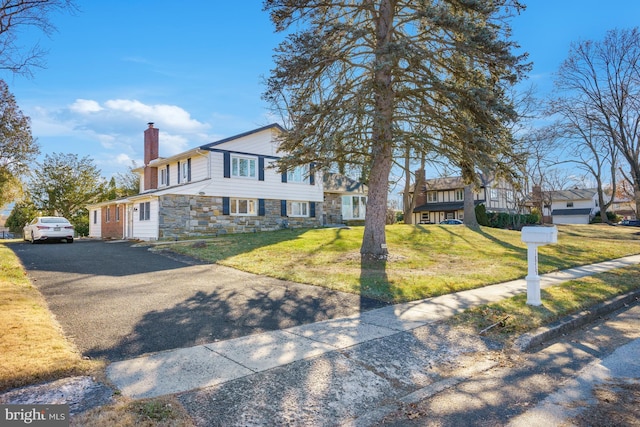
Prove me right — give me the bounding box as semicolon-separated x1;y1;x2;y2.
309;162;315;185
166;165;170;186
222;197;230;215
281;171;287;183
258;199;265;216
310;202;316;217
187;158;192;181
281;200;287;217
223;152;231;178
258;157;265;181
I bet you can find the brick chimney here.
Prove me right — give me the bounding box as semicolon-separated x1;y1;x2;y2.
143;122;159;191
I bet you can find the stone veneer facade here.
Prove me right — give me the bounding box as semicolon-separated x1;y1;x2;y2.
323;193;344;224
158;194;322;239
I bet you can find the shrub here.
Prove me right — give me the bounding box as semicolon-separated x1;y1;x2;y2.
475;204;489;226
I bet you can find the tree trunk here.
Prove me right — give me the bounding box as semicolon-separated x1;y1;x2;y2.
361;143;393;260
403;151;413;224
595;176;610;224
361;0;395;261
463;184;479;228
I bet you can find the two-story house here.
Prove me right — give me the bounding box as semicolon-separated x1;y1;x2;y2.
541;188;599;224
409;174;515;224
88;123;367;240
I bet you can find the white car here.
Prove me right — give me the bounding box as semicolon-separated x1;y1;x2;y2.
23;216;75;243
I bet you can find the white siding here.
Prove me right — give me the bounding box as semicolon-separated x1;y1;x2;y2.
155;153;209;189
89;208;101;238
216;128;280;156
131;198;159;240
553;215;589;225
198;152;324;202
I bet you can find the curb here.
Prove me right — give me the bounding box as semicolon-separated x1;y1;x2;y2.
513;289;640;352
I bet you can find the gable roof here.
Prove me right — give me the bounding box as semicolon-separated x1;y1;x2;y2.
546;188;597;201
411;173;495;193
200;123;285;150
323;173;367;194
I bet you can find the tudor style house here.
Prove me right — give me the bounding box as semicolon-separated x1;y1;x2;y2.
88;123;367;240
409;174;515;224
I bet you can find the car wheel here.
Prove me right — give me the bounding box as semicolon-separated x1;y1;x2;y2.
67;238;74;244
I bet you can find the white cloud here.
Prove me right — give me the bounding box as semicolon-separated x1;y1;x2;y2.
25;98;222;178
103;99;209;133
69;99;103;114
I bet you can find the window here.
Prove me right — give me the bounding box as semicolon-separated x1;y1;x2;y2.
455;189;464;201
231;155;256;178
105;207;111;222
567;201;574;208
420;212;429;223
116;206;120;222
290;201;309;217
427;191;437;202
139;202;151;221
490;188;499;200
342;195;367;220
160;165;170;186
230;198;256;215
182;158;191;182
287;165;309;183
506;190;514;204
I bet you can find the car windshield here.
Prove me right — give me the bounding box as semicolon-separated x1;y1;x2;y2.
41;217;69;224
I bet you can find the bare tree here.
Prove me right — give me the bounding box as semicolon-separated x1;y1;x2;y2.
0;79;37;206
555;28;640;215
0;0;76;76
548;98;618;223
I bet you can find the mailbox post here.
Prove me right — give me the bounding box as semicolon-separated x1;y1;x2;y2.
521;226;558;306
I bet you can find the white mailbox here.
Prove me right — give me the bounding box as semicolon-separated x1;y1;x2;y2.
521;226;558;306
521;226;558;245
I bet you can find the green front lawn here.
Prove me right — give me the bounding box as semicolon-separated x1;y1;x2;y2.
170;224;640;303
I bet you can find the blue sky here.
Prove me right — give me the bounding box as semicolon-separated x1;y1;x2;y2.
6;0;640;182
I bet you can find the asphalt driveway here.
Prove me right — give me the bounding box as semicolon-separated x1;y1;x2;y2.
8;239;386;362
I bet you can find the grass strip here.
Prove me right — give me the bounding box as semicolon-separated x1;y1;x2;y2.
170;224;640;303
450;264;640;342
0;242;102;392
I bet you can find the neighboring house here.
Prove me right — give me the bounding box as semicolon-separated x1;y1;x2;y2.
410;174;515;224
541;188;599;225
610;197;636;220
88;123;368;241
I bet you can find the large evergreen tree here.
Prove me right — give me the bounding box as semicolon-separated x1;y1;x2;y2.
263;0;528;260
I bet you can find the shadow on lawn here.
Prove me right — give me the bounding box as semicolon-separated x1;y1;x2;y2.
359;256;392;305
469;225;596;272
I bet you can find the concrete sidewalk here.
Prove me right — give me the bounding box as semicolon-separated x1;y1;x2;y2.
106;254;640;400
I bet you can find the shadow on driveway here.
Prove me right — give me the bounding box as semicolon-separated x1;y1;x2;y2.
8;239;387;362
